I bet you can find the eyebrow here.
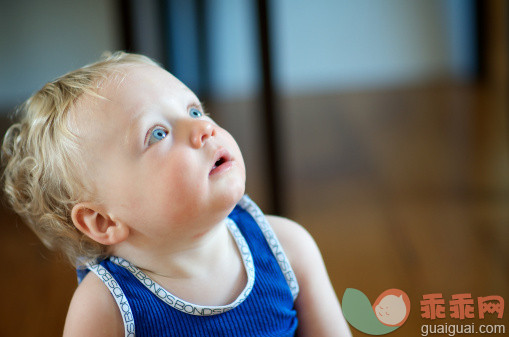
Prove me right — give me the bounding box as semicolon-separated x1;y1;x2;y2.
124;108;146;150
198;100;207;113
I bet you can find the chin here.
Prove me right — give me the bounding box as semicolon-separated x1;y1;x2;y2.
214;182;245;213
228;183;246;206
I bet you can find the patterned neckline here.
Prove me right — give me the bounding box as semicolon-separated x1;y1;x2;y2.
110;218;256;316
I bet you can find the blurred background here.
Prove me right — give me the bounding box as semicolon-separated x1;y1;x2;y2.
1;0;507;336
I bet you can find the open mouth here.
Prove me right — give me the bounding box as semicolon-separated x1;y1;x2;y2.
213;157;226;169
210;149;232;175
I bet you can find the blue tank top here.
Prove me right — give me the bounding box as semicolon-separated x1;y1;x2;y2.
79;195;299;337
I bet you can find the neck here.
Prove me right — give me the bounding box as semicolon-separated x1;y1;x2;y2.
112;219;236;280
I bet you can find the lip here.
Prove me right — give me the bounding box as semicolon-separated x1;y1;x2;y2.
209;148;233;176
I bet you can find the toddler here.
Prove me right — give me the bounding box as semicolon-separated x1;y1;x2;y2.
1;52;351;337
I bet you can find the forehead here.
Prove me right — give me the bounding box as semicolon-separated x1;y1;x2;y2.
100;64;196;111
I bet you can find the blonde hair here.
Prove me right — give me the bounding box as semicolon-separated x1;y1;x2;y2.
1;51;159;266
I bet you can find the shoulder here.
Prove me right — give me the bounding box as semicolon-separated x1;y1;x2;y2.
266;215;352;336
63;271;125;337
265;215;320;280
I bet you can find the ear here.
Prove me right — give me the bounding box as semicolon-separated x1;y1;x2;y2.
71;202;129;245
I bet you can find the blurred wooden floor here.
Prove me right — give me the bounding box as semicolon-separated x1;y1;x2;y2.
1;82;508;336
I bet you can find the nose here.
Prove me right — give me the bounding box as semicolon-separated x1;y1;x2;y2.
189;120;216;148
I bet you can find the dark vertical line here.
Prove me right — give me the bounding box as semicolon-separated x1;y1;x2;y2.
474;0;486;82
118;0;135;52
157;0;172;70
256;0;284;215
196;0;210;100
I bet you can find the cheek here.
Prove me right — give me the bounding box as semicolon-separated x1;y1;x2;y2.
142;154;204;212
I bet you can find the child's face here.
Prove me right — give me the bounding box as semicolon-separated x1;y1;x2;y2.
74;64;246;244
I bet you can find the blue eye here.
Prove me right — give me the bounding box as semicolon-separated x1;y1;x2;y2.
147;127;168;145
189;108;203;118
